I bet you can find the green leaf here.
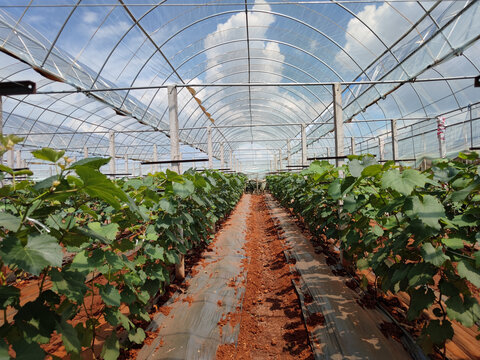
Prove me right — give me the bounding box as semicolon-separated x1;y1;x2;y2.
356;258;369;270
348;157;377;178
33;175;59;191
425;320;454;345
372;225;384;236
0;285;20;309
328;179;341;200
441;237;465;250
382;169;428;195
68;157;110;170
405;195;445;230
76;166;127;209
172;179;195;199
445;295;480;327
159;198;177;215
87;222;119;242
0;212;21;231
0;339;9;359
407;287;435;320
32;148;65;163
362;164;382;177
99;284;121;307
12;339;46;360
457;259;480;287
50;268;87;302
408;263;436;288
128;327;146;344
56;319;82;354
421;243;449;267
101;334;120;360
0;234;63;275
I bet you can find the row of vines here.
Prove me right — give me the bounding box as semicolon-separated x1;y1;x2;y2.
267;153;480;356
0;135;245;359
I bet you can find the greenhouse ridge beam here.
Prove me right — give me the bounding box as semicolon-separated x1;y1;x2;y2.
32;76;479;95
0;1;445;8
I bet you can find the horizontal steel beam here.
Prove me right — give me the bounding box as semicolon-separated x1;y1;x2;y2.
141;158;209;165
34;76;478;95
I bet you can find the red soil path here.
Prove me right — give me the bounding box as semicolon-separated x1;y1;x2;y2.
216;195;313;360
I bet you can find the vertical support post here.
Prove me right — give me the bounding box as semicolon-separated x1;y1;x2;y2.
7;149;14;168
327;148;331;163
437;117;446;158
168;86;181;174
273;153;277;172
287;140;291;168
229;149;233;170
109;131;116;177
351;137;356;155
469;104;473;150
391;119;399;162
0;96;2;165
16;150;21;169
139;162;142;177
153;144;158;173
207;126;213;169
333;82;345;264
301;124;307;166
168;85;184;280
124;154;129;174
220;142;224;169
83;145;88;158
278;149;282;170
333;83;344;168
379;138;385;161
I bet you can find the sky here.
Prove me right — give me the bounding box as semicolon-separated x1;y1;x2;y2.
0;0;479;174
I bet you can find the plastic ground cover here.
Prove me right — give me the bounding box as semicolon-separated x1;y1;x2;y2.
137;196;250;360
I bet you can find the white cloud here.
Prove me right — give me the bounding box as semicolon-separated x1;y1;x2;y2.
82;11;99;25
335;2;420;70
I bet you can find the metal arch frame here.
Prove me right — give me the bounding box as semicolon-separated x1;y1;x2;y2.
152;67;331;145
179;69;328;142
111;7;371;119
333;0;432;124
25;0;230;153
0;2;404;158
1;0;476;165
0;67;168;160
201;101;302;138
136;35;341;131
167;52;329;129
182;103;303;151
183;89;315;130
303;0;474;151
206;111;303;150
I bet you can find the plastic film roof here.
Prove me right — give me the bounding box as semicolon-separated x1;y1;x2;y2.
0;0;479;174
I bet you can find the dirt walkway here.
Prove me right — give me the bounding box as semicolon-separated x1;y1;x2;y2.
216;195;313;360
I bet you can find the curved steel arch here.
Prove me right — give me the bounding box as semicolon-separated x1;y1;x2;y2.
117;7;368;110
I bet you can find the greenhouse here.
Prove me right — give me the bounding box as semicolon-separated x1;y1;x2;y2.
0;1;479;359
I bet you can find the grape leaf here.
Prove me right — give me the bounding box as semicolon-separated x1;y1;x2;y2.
99;284;121;307
441;237;465;250
101;334;120;360
382;169;428;195
421;243;449;267
405;195;445;230
172;179;195;199
457;259;480;287
0;234;63;275
0;212;21;231
32;148;65;163
407;287;435;320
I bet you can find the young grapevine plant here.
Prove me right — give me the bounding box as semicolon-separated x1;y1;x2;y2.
0;135;245;359
268;153;480;356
